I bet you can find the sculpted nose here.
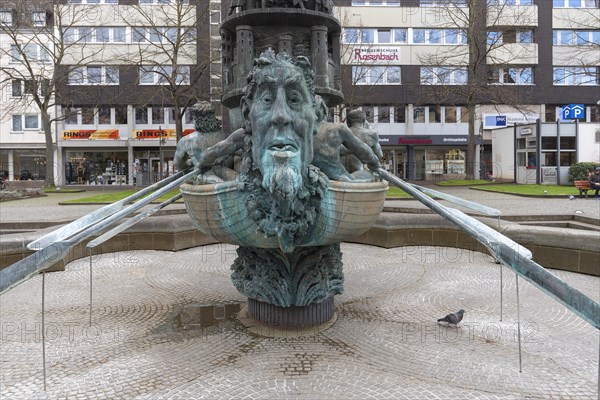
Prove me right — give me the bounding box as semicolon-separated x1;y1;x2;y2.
271;88;291;126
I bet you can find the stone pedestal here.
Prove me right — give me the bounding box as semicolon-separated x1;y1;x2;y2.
248;296;334;329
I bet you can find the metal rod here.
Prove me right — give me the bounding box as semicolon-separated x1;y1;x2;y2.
0;169;198;295
377;168;532;259
410;183;501;216
516;273;523;373
89;248;93;327
27;169;189;251
498;215;503;322
42;271;47;391
87;194;183;249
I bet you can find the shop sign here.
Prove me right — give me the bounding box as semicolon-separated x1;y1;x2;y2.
378;135;483;146
561;104;585;120
62;129;119;140
134;128;195;139
352;47;399;63
483;113;539;129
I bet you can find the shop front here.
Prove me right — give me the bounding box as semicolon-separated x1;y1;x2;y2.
131;128;193;185
0;147;47;181
378;135;482;181
61;129;129;185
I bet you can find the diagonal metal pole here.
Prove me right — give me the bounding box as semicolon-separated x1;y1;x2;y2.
498;215;503;322
516;273;523;373
378;168;600;330
0;169;198;295
41;271;47;391
89;248;93;327
27;170;189;251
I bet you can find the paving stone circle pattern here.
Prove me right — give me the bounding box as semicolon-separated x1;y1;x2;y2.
1;244;598;399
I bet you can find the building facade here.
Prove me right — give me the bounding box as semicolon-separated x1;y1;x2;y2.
1;0;220;186
1;0;599;185
334;0;600;181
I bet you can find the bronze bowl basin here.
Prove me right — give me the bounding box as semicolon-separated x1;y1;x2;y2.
180;179;388;249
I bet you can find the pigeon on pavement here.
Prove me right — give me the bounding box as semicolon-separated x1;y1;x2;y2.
437;309;465;326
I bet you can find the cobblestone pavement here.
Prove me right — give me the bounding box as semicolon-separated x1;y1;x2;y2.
1;244;598;399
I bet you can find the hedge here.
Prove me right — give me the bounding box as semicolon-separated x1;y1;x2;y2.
568;162;600;182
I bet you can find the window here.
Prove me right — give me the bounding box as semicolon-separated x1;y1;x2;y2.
32;11;47;27
68;66;119;85
12;114;40;131
65;108;79;125
115;106;128;124
553;30;600;46
9;44;50;63
553;0;599;7
139;0;190;4
65;27;128;44
421;0;467;5
489;0;533;4
68;0;118;3
152;108;165;124
139;65;191;85
590;106;600;122
444;106;468;123
343;28;407;44
488;67;534;84
135;107;149;124
98;106;111;125
413;29;465;45
394;106;406;123
488;29;533;45
377;106;390;123
420;67;467;85
0;10;13;26
352;66;401;85
351;1;400;5
553;67;599;85
81;108;95;125
11;80;22;97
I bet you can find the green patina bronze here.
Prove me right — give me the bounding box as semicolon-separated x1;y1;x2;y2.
178;49;386;308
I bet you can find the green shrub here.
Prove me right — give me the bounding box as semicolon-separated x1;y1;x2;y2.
568;162;600;182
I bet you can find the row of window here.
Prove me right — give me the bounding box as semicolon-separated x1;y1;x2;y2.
9;44;51;63
63;106;194;126
553;30;600;46
352;66;600;86
351;0;598;6
0;10;47;27
11;105;600;133
487;30;534;45
347;28;598;47
65;65;191;85
67;0;189;4
344;28;467;45
10;79;50;97
64;26;195;44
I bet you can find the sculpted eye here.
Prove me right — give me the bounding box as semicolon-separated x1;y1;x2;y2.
289;92;303;106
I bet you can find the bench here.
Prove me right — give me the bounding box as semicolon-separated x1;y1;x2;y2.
574;180;592;198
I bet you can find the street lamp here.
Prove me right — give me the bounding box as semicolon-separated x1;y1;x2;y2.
158;125;166;181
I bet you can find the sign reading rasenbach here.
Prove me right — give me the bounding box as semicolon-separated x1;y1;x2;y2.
62;130;119;140
352;47;399;62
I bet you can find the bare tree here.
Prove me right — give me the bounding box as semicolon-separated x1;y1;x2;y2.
414;0;539;179
0;1;106;186
117;0;215;142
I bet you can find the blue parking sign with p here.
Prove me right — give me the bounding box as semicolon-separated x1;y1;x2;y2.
562;104;585;120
